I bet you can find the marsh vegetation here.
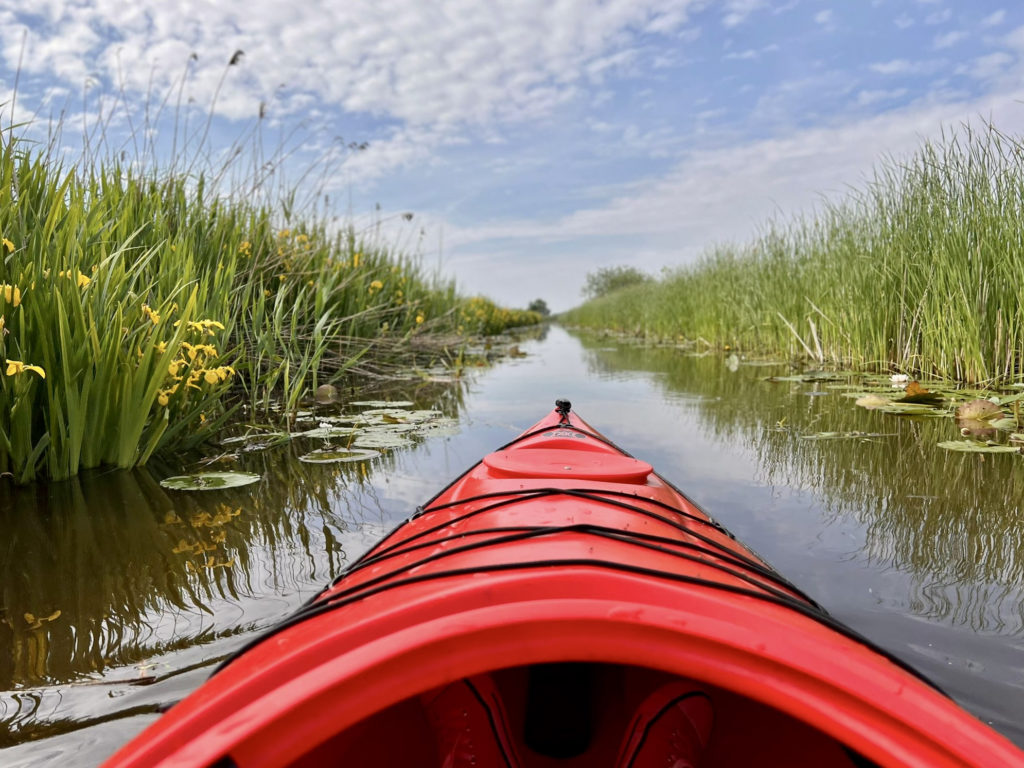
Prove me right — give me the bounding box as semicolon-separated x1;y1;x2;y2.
0;127;539;483
564;124;1024;388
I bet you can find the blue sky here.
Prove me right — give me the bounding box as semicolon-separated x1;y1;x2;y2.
2;1;1022;310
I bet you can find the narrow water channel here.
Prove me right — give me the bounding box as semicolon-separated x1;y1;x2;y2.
2;324;1023;765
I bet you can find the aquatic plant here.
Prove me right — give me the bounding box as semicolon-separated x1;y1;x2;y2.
0;131;536;483
564;122;1024;386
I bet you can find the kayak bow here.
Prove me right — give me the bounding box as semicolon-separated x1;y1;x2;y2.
105;400;1024;768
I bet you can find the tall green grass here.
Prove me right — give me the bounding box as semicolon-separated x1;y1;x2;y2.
0;131;537;483
564;123;1024;386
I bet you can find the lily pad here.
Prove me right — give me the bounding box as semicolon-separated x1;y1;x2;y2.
298;448;381;463
314;384;339;404
352;433;415;450
955;399;1004;421
349;400;414;408
400;409;445;423
853;394;891;409
1011;433;1024;443
361;407;417;418
361;422;420;434
852;394;945;415
160;472;261;491
936;440;1021;454
301;425;361;439
415;420;461;438
875;403;947;416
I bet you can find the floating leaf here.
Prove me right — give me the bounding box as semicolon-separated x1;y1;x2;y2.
361;407;417;418
400;409;445;423
896;381;944;405
361;422;419;434
1010;433;1024;443
349;400;414;408
955;399;1004;421
415;418;461;437
301;425;361;439
314;384;339;404
160;472;261;491
298;448;380;464
855;394;890;409
994;392;1024;405
876;403;947;416
936;440;1021;454
353;433;415;450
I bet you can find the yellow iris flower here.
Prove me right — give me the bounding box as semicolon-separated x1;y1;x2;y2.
1;283;22;306
5;360;45;378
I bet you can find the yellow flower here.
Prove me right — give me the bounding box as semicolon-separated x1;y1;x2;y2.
168;359;185;377
352;252;361;268
157;390;170;406
5;360;45;378
368;280;384;294
264;289;272;297
0;284;21;306
155;341;167;354
142;304;160;325
416;314;425;324
204;369;219;384
76;273;90;288
2;238;14;253
278;229;291;238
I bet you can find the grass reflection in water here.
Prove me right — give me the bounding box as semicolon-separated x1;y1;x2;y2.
579;336;1024;634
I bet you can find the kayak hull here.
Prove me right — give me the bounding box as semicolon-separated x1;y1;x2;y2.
104;405;1024;768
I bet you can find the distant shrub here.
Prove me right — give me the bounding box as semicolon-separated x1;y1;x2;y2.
581;266;652;299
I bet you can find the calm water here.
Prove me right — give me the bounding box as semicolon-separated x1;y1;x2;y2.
2;325;1024;764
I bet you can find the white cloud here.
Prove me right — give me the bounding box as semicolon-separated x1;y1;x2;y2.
957;52;1015;81
894;14;914;30
721;0;767;28
3;0;702;143
443;87;1024;310
869;58;942;75
924;9;951;25
724;43;780;60
814;10;834;25
933;31;967;49
856;88;908;106
981;10;1006;28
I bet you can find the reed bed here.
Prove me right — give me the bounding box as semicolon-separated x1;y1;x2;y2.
0;133;538;483
564;124;1024;386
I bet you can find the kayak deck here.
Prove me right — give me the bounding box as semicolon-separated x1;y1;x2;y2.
103;403;1024;768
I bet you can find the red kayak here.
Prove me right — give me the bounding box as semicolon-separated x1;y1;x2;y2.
106;401;1024;767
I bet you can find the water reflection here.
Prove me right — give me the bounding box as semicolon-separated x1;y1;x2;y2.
0;373;473;750
577;336;1024;633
